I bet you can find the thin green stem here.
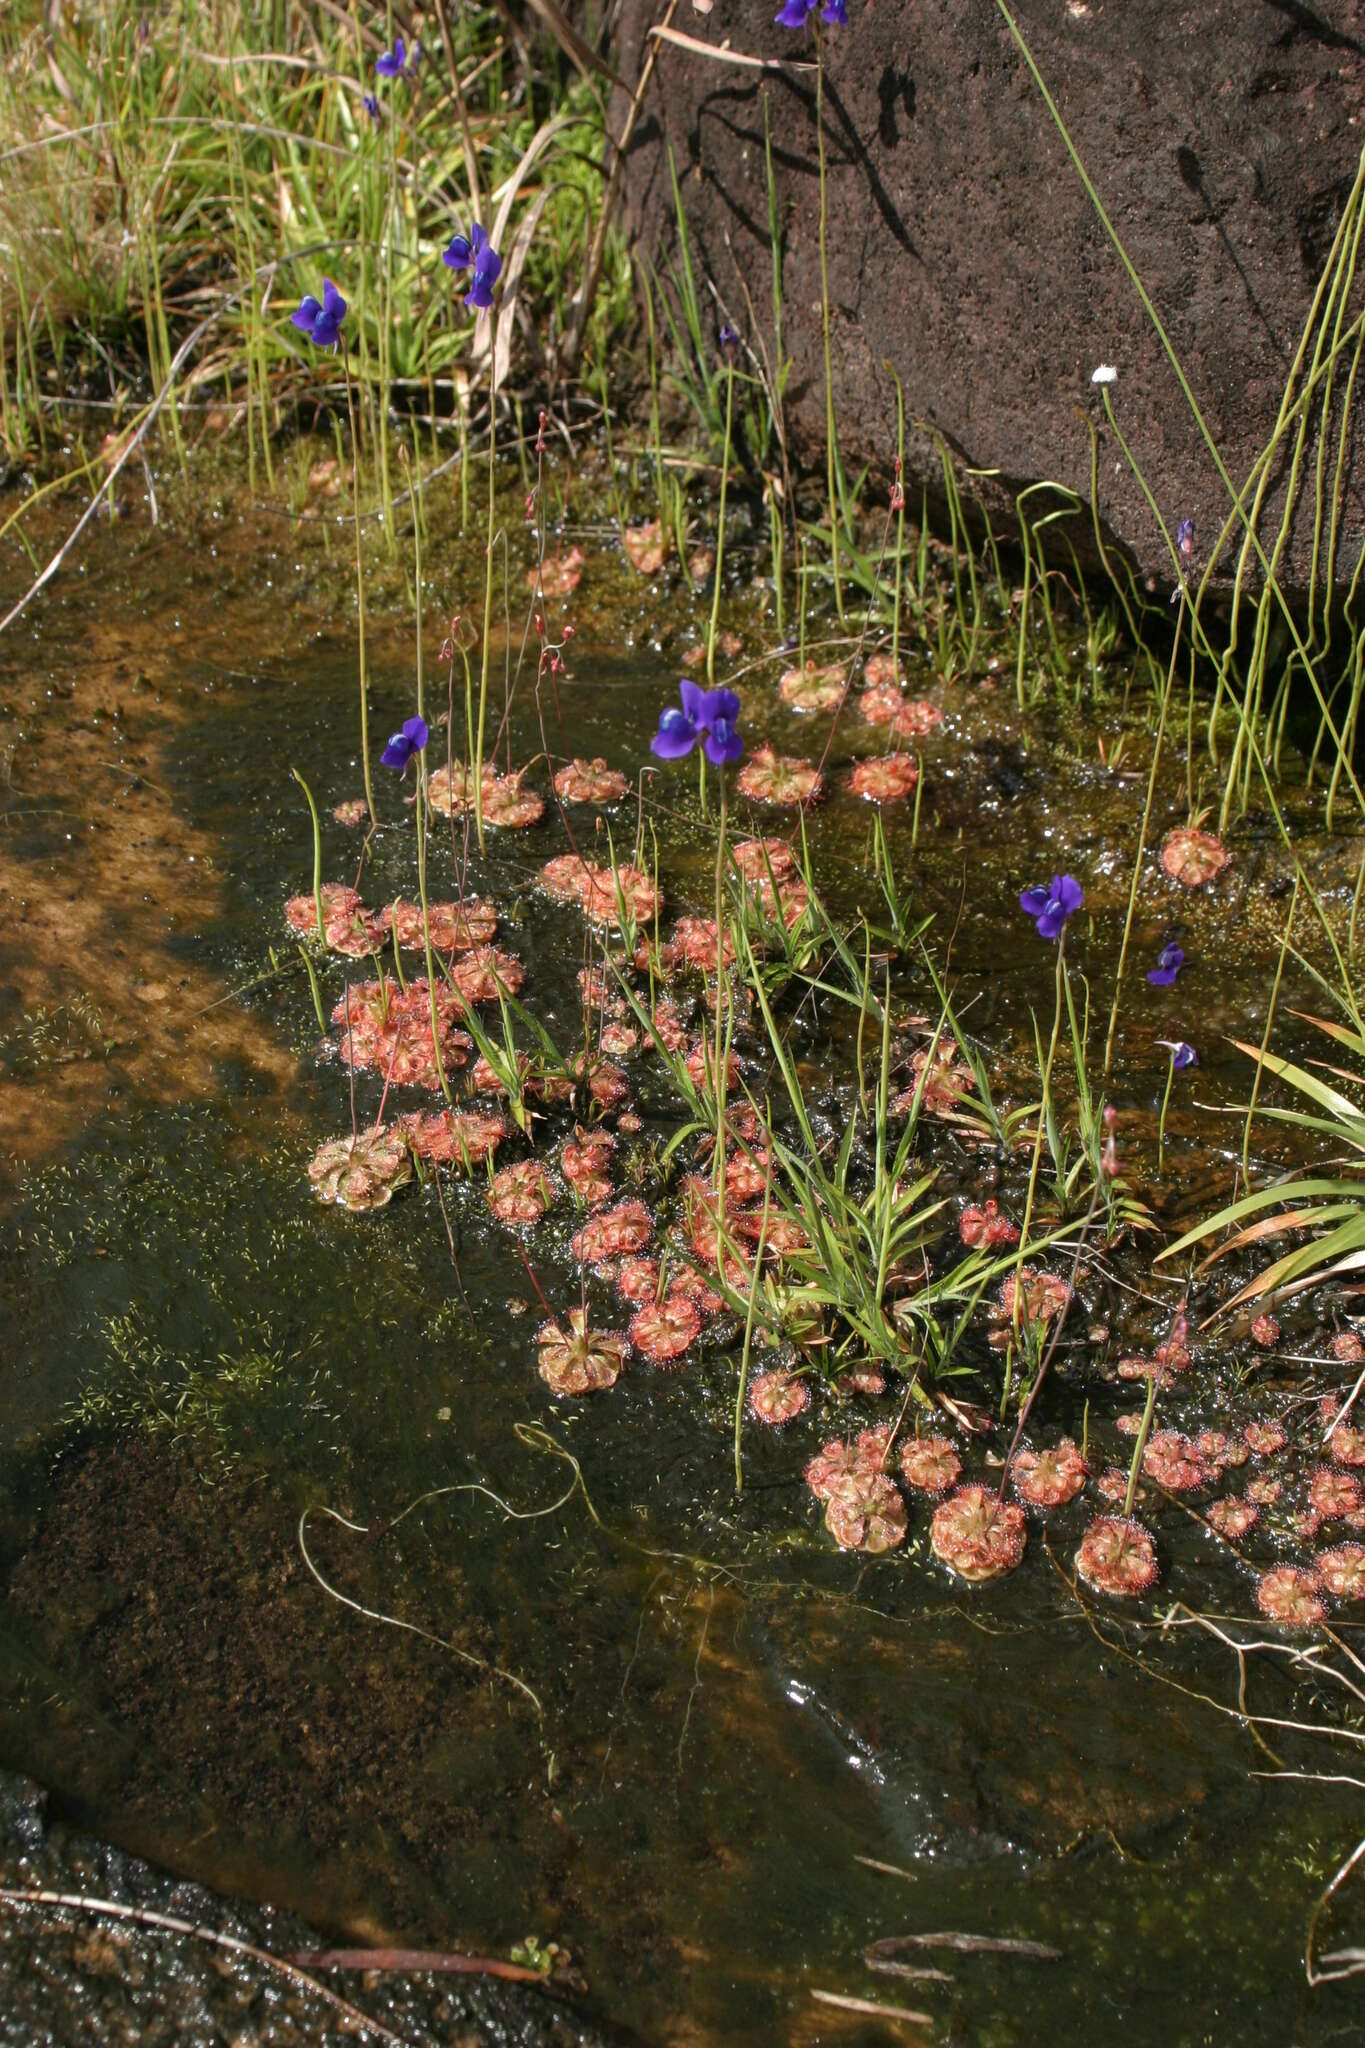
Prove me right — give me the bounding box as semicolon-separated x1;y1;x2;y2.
1123;1372;1159;1518
1103;586;1184;1082
735;1146;774;1496
475;308;498;851
1157;1055;1175;1178
713;773;729;1214
706;363;735;685
1240;872;1299;1190
814;30;843;621
343;362;376;825
415;771;451;1104
1014;936;1067;1341
291;766;326;945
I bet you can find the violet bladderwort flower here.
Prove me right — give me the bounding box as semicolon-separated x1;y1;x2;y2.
1157;1039;1198;1070
381;715;429;773
291;279;347;351
651;682;744;768
1147;942;1185;987
820;0;848;22
1019;873;1084;941
375;36;419;77
442;224;502;311
1171;515;1195;604
718;323;741;360
774;0;815;26
363;92;381;120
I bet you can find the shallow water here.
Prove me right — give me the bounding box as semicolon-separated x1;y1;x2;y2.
2;458;1364;2044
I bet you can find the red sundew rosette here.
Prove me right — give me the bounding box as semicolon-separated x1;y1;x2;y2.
824;1471;907;1553
307;1128;412;1212
1205;1498;1259;1543
1074;1515;1158;1598
628;1293;702;1366
400;1108;508;1169
1254;1564;1326;1626
747;1372;810;1426
735;746;823;807
730;837;798;882
670;916;738;971
898;1435;962;1496
448;947;525;1005
847;754;919;803
1159;825;1230;887
553;758;629;804
804;1439;863;1501
778;661;846;715
1012;1438;1088;1510
569;1198;653;1266
487;1159;555;1225
1309;1465;1365;1517
380;896;498;953
535;1307;627;1396
959;1200;1020;1250
930;1485;1027;1583
1315;1543;1365;1600
1140;1429;1210;1492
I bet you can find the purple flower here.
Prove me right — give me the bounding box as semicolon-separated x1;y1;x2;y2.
363;92;380;119
291;278;347;351
1019;872;1084;941
774;0;815;24
1147;942;1185;987
442;224;502;311
375;35;419;76
651;682;744;768
821;0;847;21
1177;517;1195;560
1157;1039;1198;1070
718;323;740;359
381;715;429;773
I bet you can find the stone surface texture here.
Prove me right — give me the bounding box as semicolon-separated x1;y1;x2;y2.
0;1771;610;2048
610;0;1365;591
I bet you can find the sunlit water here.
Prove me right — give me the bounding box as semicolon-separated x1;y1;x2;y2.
1;458;1362;2043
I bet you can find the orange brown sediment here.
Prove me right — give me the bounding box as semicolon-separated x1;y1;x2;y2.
0;641;298;1162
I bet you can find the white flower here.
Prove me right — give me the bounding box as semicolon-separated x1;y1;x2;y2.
1091;364;1119;385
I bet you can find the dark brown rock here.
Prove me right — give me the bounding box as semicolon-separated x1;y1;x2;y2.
610;0;1365;593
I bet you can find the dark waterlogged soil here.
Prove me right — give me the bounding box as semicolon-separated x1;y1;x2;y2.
2;447;1365;2044
0;1766;611;2047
